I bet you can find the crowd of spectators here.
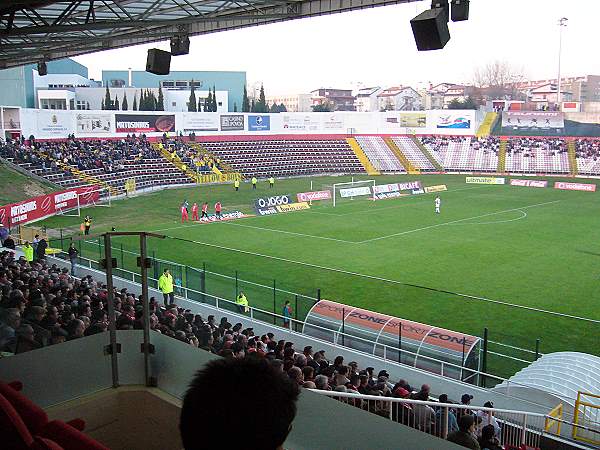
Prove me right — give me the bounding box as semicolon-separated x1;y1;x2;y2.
575;138;600;160
505;137;567;157
0;246;504;449
160;135;223;174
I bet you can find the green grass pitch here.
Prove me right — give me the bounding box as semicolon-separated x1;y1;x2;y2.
39;174;600;378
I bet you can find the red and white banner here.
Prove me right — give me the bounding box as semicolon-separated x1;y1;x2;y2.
373;181;422;194
554;182;597;192
296;190;332;202
510;179;548;188
0;186;100;227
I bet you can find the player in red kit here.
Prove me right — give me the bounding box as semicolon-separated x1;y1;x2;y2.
201;202;209;221
191;202;199;221
215;201;222;220
181;204;189;222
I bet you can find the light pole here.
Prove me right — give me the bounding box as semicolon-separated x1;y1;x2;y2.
556;17;568;110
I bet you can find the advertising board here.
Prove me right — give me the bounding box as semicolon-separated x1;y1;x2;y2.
115;114;175;133
339;187;372;198
466;177;506;185
424;185;448;193
321;115;345;130
0;186;100;227
373;181;422;195
254;195;293;209
296;191;331;202
435;112;472;129
248;115;271;131
76;113;111;134
510;179;548;188
502;112;564;130
276;202;310;212
37;111;71;136
554;182;596;192
400;112;427;128
220;114;245;131
282;114;320;131
182;113;219;131
199;211;251;223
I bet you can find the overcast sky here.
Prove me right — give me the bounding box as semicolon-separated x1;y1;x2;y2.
74;0;599;95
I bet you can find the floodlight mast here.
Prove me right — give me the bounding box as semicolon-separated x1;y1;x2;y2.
557;17;568;109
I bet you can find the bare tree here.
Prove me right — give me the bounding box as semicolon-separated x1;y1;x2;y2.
473;60;527;100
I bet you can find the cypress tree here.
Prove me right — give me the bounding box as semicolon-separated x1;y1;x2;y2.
122;92;128;110
114;96;120;110
242;85;250;112
104;86;112;110
257;85;267;113
233;102;238;112
157;86;164;111
212;85;218;112
188;81;197;112
132;94;137;111
203;95;209;113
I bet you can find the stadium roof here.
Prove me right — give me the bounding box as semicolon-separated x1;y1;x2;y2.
0;0;418;70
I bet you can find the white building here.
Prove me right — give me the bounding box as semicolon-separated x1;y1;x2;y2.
265;94;312;112
377;86;423;111
354;87;382;112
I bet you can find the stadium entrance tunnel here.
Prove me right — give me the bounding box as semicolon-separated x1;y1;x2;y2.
302;300;481;382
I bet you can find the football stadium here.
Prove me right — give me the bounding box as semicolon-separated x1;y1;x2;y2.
0;1;599;450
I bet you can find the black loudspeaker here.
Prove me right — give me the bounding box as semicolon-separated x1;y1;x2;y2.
146;49;171;75
170;35;190;56
37;61;47;76
410;8;451;51
451;0;470;22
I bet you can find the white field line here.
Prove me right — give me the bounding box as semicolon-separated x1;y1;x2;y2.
221;222;355;243
446;210;527;226
359;200;561;244
169;234;600;324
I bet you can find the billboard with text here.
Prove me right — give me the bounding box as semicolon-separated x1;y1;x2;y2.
115;114;175;133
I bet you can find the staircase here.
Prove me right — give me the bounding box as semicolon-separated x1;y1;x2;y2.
155;143;199;183
384;137;419;174
187;143;243;182
476;112;499;138
567;140;578;176
55;161;119;196
346;138;380;175
411;136;443;171
497;139;507;173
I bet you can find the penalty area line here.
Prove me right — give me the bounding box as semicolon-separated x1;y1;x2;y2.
164;235;599;325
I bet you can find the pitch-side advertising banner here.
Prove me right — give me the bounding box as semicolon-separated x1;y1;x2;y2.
198;211;252;223
554;182;596;192
424;185;448;193
373;181;422;194
0;186;100;227
510;179;548;188
296;191;332;202
276;202;310;212
339;187;372;198
466;177;506;185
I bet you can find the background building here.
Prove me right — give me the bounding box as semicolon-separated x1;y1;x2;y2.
311;88;355;111
377;86;422;111
354;87;382;112
0;58;89;108
102;70;245;112
265;94;311;112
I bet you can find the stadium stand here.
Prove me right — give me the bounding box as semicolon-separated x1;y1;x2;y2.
393;136;436;170
354;136;406;172
420;136;500;172
505;138;570;174
198;138;366;177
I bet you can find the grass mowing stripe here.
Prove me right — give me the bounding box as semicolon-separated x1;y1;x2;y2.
221;222;356;243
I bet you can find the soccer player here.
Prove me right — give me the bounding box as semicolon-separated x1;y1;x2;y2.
201;202;209;221
215;201;222;220
251;176;257;189
191;202;199;221
181;203;189;222
435;196;441;214
269;176;275;188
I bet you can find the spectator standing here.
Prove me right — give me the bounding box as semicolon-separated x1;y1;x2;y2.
251;176;257;189
22;241;34;262
35;238;47;260
68;242;78;275
447;415;480;450
158;269;175;306
180;357;299;450
3;235;15;250
282;300;292;328
236;291;249;313
457;394;474;419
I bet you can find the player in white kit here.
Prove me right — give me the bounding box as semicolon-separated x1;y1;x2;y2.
435;196;441;214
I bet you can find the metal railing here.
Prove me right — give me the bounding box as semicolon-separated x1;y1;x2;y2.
42;248;586;407
308;390;591;450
